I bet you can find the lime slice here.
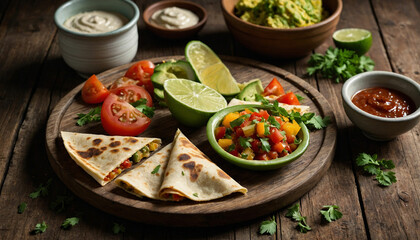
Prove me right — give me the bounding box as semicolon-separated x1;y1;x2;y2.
185;41;240;97
164;78;227;127
333;28;372;55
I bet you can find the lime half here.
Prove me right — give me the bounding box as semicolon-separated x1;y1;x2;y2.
164;78;227;127
333;28;372;55
185;41;240;97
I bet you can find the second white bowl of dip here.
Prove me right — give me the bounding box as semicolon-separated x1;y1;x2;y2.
54;0;139;77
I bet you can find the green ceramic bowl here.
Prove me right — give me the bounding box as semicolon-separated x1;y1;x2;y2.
206;104;309;170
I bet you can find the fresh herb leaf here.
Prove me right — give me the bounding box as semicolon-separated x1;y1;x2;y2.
355;153;397;186
181;171;185;176
268;116;281;129
112;222;126;234
241;153;249;159
29;178;52;199
151;165;161;174
32;221;47;234
131;99;155;118
260;138;271;152
304;115;331;130
295;93;304;102
263;122;270;135
307;47;375;83
193;193;198;197
286;203;311;233
76;106;101;126
18;202;27;214
61;217;80;229
294;137;303;145
226;144;235;152
50;194;74;213
239;137;252;149
259;215;277;235
320;205;343;222
230;114;251;128
376;171;397;186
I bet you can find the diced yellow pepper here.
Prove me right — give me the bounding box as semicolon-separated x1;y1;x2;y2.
241;147;255;160
218;138;233;149
242;124;255;137
222;112;240;128
243;108;253;114
291;120;301;135
282;120;301;137
256;122;266;137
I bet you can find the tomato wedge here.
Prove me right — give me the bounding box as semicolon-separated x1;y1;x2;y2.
277;92;300;105
109;76;139;90
109;85;153;106
124;60;155;94
81;74;110;104
101;94;151;136
263;78;285;96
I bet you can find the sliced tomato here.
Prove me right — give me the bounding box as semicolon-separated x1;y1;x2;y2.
214;126;226;140
101;94;151;136
259;110;270;120
273;142;285;153
263;78;285;96
109;76;139;90
125;60;155;94
277;92;300;105
81;74;110;104
109;85;153;106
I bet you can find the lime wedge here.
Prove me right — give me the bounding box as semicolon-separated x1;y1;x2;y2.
333;28;372;55
164;78;227;127
185;41;240;97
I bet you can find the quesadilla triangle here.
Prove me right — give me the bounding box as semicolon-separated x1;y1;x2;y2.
159;129;247;201
61;131;161;186
115;143;172;200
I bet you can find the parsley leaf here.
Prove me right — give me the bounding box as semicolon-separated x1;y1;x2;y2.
151;165;161;174
18;202;27;214
307;47;375;83
304;116;331;130
285;203;311;233
320;205;343;222
260;138;271;152
259;215;277;235
32;221;47;234
239;137;252;149
355;153;397;186
29;178;52;199
268;116;280;129
131;99;155;118
76;106;101;126
112;222;126;234
61;217;80;229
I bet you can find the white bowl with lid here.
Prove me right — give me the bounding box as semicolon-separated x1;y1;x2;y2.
54;0;139;77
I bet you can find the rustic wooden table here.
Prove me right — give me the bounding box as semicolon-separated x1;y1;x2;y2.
1;0;419;239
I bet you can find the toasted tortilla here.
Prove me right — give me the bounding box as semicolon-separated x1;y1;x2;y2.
159;129;247;201
227;98;311;114
115;143;172;200
61;131;161;186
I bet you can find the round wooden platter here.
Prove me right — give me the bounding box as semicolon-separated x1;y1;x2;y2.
46;55;337;227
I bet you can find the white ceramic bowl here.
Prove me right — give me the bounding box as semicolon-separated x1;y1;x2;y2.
54;0;139;77
342;71;420;141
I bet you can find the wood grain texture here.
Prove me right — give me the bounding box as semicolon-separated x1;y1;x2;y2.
45;56;337;227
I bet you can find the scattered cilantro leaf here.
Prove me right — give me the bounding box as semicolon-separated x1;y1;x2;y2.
259;215;277;235
355;153;397;186
151;165;161;174
226;144;235;152
285;203;311;233
29;178;52;199
307;47;375;83
260;138;271;152
32;221;47;234
76;106;101;126
320;205;343;222
18;202;27;214
268;116;280;129
230;114;251;128
239;137;252;149
304;116;331;130
131;99;155;118
112;223;126;234
50;194;74;213
61;217;80;229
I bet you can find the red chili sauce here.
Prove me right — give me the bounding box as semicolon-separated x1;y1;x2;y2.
351;87;416;118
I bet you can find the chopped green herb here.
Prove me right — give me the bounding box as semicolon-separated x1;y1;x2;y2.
320;205;343;222
226;144;236;152
239;137;252;149
76;106;101;126
50;194;74;213
260;138;271;152
356;153;397;186
29;178;52;199
193;193;198;197
61;217;80;229
268;116;281;129
151;165;161;174
259;215;277;235
304;115;331;130
294;138;303;145
112;223;126;234
295;93;304;102
241;153;249;159
286;203;311;233
32;221;47;234
181;171;185;176
263;122;270;135
131;99;155;118
230;114;251;128
18;202;27;214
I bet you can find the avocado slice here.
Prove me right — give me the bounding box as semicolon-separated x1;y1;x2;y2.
151;60;198;89
236;79;264;101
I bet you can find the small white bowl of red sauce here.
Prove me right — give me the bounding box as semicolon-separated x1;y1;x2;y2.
342;71;420;141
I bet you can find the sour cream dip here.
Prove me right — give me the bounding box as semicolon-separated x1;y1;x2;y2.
63;10;128;34
150;6;199;29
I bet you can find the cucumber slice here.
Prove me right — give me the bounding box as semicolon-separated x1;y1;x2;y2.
236;79;264;101
151;60;197;89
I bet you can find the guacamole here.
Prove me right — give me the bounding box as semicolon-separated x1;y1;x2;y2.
234;0;328;29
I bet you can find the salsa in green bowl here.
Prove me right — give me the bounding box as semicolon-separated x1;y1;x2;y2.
206;104;309;170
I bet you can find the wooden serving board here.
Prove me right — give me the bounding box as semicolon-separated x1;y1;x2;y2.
46;56;337;227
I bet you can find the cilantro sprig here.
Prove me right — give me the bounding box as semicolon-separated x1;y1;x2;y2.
112;222;126;234
18;202;27;214
285;203;311;233
32;221;47;234
131;99;155;118
259;215;277;235
320;205;343;222
61;217;80;229
76;106;101;126
356;153;397;186
29;178;52;199
307;47;375;83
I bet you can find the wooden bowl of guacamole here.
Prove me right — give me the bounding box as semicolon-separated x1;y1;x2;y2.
221;0;342;58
